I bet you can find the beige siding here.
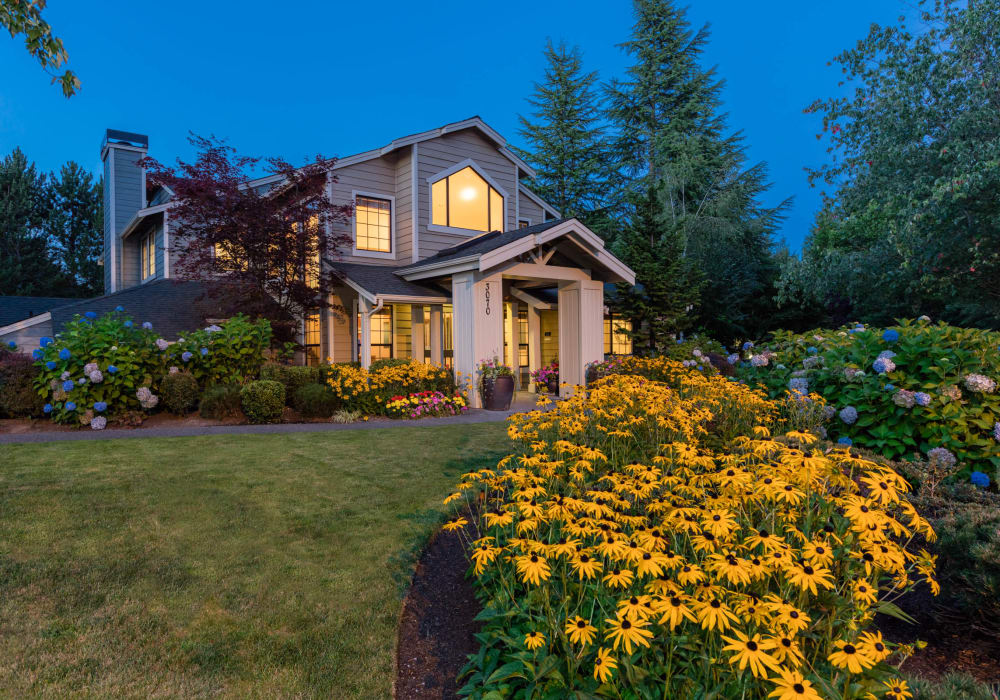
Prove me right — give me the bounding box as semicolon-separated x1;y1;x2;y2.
517;192;545;226
540;309;559;366
329;154;400;267
0;319;54;353
415;128;520;259
392;304;412;359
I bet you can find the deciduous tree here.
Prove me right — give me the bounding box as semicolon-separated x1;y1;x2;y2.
1;0;78;96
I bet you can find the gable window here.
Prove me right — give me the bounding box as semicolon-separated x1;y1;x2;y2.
355;195;392;253
431;166;504;233
140;230;156;280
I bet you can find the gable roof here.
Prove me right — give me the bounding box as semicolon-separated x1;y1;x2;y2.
0;296;79;328
247;116;536;190
326;261;449;303
403;219;568;269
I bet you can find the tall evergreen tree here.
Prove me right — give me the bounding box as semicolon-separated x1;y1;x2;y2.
515;40;607;220
614;183;703;353
0;148;72;296
44;162;103;296
605;0;789;342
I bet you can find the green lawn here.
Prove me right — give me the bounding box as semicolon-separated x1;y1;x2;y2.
0;423;509;698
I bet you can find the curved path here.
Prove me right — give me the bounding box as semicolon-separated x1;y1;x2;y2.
0;394;545;445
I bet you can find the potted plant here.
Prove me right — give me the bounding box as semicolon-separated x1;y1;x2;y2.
477;357;515;411
531;361;560;394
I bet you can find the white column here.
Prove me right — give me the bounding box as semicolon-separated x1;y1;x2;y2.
411;304;426;363
358;297;373;369
429;304;443;365
557;280;604;396
527;305;541;393
452;271;504;408
323;295;336;364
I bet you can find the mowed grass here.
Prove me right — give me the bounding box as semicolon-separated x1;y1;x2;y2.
0;422;509;698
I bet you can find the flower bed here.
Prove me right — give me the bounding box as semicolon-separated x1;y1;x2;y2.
735;319;1000;475
442;361;938;698
326;360;457;415
385;390;468;418
29;309;271;429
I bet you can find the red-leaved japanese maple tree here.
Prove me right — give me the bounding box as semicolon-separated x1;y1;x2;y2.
140;134;353;343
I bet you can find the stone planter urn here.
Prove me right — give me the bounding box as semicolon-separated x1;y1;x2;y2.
481;375;515;411
545;376;560;395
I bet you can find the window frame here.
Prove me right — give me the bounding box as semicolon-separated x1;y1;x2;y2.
302;311;321;366
140;228;156;282
352;190;396;259
426;159;508;236
517;218;531;229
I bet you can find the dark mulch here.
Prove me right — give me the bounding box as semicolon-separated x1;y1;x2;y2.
876;586;1000;683
396;528;481;699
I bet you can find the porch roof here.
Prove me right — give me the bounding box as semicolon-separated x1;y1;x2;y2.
403;219;567;268
326;260;449;302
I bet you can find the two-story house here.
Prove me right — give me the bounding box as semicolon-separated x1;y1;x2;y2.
0;118;634;407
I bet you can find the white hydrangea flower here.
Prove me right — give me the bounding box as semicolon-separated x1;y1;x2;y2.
88;370;103;383
963;374;996;393
156;338;169;351
90;416;107;430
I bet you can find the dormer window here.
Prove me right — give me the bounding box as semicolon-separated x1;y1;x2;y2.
430;164;504;233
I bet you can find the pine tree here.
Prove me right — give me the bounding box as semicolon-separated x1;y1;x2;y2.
44;162;103;296
515;40;607;220
613;183;703;353
0;148;72;296
605;0;789;342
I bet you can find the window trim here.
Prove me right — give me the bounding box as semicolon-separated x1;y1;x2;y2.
426;158;508;236
352;190;396;259
140;228;156;282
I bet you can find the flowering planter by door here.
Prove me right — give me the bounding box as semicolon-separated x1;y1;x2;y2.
481;375;515;411
545;376;560;395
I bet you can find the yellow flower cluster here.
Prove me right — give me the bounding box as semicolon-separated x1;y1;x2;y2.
445;364;937;698
325;360;456;413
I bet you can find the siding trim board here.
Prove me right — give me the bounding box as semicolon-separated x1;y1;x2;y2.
0;311;52;336
411;143;419;263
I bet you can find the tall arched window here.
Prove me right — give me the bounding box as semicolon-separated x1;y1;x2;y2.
431;165;504;232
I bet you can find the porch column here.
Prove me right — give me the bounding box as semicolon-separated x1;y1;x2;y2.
429;304;444;365
557;280;604;397
527;305;541;393
323;296;336;364
358;297;373;369
411;305;426;363
508;300;520;389
452;270;504;408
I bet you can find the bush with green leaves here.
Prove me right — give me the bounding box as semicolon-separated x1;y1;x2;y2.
32;310;165;426
0;348;45;418
160;371;199;415
162;315;271;387
260;363;320;404
199;385;244;421
240;380;285;424
736;319;1000;473
292;382;339;418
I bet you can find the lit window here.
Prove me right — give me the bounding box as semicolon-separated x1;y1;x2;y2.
518;219;530;229
141;230;156;280
303;312;321;366
604;315;632;356
356;196;391;253
431;166;504;232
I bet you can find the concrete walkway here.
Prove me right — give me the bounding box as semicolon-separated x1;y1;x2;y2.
0;393;548;445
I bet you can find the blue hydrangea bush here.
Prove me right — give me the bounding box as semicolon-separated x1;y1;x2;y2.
32;309;271;428
736;319;1000;474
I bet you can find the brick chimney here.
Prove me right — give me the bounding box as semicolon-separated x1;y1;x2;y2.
100;130;148;294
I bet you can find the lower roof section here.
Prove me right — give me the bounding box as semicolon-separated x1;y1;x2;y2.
326;260;449;303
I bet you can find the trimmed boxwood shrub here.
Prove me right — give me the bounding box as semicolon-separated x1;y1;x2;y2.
0;349;44;418
292;382;339;418
260;363;320;404
160;371;199;414
240;380;285;423
199;385;244;420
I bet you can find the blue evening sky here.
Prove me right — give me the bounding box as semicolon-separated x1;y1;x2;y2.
0;1;914;252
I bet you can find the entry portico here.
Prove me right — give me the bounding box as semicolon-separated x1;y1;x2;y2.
327;218;635;408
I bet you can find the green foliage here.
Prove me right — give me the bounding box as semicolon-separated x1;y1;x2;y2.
159;371;199;415
260;363;320;404
33;311;164;424
0;349;44;417
515;40;607;217
42;162;103;296
368;357;410;373
784;0;1000;329
0;148;75;296
240;380;285;424
909;672;999;700
198;384;244;421
1;0;79;96
736;319;1000;473
164;315;271;387
292;382;339;418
